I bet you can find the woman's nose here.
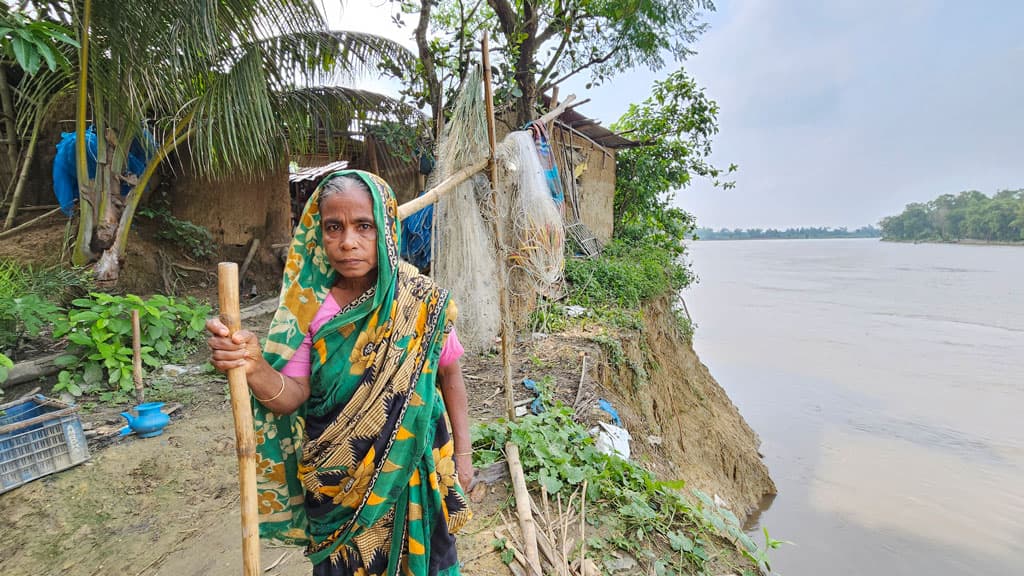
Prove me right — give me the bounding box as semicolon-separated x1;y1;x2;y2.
339;228;358;249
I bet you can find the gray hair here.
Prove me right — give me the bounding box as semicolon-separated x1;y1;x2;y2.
319;173;372;201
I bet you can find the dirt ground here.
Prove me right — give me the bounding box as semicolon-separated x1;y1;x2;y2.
0;220;774;576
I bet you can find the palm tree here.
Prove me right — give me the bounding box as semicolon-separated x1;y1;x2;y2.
64;0;415;281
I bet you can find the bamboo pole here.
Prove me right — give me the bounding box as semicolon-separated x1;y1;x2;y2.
0;206;63;240
217;262;261;576
506;443;543;576
2;112;42;231
480;31;516;422
536;94;577;126
131;310;144;405
397;158;488;220
483;28;544;576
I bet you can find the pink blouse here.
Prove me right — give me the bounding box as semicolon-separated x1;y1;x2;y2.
280;292;464;378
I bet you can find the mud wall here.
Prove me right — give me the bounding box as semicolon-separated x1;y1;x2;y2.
597;295;776;519
169;166;289;247
549;124;616;244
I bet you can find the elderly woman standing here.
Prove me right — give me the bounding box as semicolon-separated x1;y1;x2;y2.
207;170;473;575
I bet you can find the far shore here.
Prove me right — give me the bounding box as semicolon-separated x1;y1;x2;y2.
881;238;1024;247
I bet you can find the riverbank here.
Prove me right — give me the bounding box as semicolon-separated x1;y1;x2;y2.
0;295;774;575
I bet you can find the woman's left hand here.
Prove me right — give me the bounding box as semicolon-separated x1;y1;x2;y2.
455;453;475;492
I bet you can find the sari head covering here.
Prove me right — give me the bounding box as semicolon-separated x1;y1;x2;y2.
254;170;471;575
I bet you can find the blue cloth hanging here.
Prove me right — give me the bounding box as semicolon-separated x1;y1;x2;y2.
401;195;433;270
525;121;565;204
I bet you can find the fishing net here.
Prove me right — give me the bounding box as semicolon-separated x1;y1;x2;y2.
429;67;501;351
496;130;565;303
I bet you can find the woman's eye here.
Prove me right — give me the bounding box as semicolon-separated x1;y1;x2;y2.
360;223;373;231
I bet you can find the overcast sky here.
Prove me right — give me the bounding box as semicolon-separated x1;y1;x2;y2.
332;1;1024;230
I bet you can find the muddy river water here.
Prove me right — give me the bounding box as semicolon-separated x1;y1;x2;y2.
684;238;1024;575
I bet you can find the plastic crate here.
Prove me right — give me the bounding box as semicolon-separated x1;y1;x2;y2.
0;394;90;494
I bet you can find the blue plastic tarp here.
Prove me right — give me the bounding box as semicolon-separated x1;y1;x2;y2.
52;127;155;216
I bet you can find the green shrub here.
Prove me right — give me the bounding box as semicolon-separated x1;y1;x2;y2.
564;232;694;328
472;397;769;575
138;206;215;260
0;294;64;353
51;293;210;399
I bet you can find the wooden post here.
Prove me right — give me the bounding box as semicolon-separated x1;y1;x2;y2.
483;30;543;576
217;262;261;576
481;31;515;422
131;310;144;405
506;442;543;576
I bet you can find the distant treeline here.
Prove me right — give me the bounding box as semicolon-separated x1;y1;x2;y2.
696;226;881;240
880;189;1024;243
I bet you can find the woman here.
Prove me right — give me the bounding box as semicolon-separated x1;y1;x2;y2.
207;170;473;575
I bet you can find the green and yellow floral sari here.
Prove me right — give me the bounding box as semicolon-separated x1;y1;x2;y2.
254;170;471;575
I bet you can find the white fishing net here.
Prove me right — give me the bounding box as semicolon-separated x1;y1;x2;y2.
430;68;501;351
496;130;565;302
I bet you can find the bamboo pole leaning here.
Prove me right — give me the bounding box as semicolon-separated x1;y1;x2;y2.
0;206;62;240
217;262;261;576
506;443;544;576
396;158;489;221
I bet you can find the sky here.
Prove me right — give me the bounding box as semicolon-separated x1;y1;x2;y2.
328;1;1024;230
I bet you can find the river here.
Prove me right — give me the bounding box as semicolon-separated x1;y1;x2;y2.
683;238;1024;575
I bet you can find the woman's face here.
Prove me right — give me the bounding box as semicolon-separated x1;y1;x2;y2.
320;187;379;284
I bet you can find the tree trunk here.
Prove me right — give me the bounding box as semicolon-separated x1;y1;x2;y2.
0;65;21;182
486;0;540;127
413;0;444;140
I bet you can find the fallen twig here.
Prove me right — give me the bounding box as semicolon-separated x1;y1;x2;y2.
0;206;62;240
573;353;587;412
264;551;290;572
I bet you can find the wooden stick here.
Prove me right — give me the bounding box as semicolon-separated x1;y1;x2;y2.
429;176;438;278
506;443;542;576
0;206;62;240
535;95;577;126
579;479;588;569
573;352;586;412
239;238;261;283
131;309;144;405
482;31;498;187
528;499;570;576
396;158;488;220
480;32;516;422
217;262;261;576
563;489;576;576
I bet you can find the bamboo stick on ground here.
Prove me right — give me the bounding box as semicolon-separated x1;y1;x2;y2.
0;206;62;240
580;479;588;569
217;262;261;576
506;443;543;576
